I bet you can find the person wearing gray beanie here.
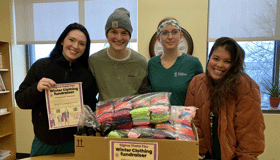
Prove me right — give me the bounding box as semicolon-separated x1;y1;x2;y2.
105;7;133;37
88;7;149;102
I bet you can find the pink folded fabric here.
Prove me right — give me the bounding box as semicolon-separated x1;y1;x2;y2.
128;131;141;138
96;105;113;117
115;102;132;111
149;105;169;114
133;100;150;109
151;96;169;105
133;121;150;126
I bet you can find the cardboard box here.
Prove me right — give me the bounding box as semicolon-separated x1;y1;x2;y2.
75;124;199;160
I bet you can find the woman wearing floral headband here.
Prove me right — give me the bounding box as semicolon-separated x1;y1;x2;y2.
148;17;203;105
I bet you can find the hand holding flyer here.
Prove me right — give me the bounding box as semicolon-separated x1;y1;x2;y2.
45;82;84;130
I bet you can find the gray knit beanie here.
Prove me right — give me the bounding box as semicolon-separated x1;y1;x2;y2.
105;7;133;37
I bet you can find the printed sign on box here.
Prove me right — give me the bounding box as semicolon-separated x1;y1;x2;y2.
110;141;158;160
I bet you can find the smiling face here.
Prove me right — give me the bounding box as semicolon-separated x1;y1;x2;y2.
207;46;232;82
107;28;130;52
61;30;87;62
157;25;182;51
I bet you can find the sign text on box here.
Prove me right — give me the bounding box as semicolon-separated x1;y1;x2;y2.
110;140;158;160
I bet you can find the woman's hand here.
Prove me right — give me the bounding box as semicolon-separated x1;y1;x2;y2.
37;77;56;92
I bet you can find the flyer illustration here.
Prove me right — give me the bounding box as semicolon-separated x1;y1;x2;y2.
45;82;84;130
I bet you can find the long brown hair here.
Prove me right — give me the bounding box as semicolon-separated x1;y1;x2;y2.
206;37;248;116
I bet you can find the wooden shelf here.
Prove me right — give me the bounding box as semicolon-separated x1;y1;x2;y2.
0;69;8;71
0;112;11;116
0;132;12;139
0;40;16;160
0;91;9;94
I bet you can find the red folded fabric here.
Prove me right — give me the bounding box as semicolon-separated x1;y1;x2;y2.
97;112;113;125
117;123;133;129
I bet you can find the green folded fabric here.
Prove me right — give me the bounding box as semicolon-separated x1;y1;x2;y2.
150;115;170;123
130;107;150;118
108;131;121;138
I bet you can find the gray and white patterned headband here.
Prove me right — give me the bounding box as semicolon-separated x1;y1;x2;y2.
157;20;181;36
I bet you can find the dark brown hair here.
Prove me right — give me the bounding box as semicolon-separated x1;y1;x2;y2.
50;23;91;68
206;37;249;116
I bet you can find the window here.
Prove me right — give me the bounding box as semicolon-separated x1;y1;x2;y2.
17;0;139;68
14;0;137;44
29;42;138;66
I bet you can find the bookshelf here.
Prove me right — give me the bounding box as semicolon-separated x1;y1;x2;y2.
0;41;16;160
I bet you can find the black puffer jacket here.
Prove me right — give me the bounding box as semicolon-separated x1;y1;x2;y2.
15;55;98;145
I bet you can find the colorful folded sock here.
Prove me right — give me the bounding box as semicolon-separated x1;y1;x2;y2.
149;105;169;114
130;107;150;118
133;121;150;126
96;105;114;117
151;112;169;117
135;125;152;128
114;102;132;111
150;114;169;123
117;123;133;129
132;116;150;122
114;110;131;119
128;129;141;138
114;129;130;138
97;112;113;125
174;125;194;138
176;134;196;141
133;100;150;109
113;117;132;125
151;96;170;105
155;123;175;132
108;131;121;138
138;128;155;139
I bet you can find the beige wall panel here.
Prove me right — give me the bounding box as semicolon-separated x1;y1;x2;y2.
15;107;34;153
138;0;208;69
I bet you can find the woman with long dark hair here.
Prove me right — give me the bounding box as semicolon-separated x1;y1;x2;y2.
15;23;98;156
185;37;265;159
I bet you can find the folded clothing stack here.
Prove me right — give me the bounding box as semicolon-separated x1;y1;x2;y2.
113;101;133;129
153;123;176;139
130;107;150;126
149;105;170;124
151;96;170;106
169;106;197;141
128;128;141;138
108;129;130;138
133;100;150;109
96;104;114;125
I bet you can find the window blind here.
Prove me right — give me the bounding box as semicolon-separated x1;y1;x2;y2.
14;0;137;44
208;0;280;41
